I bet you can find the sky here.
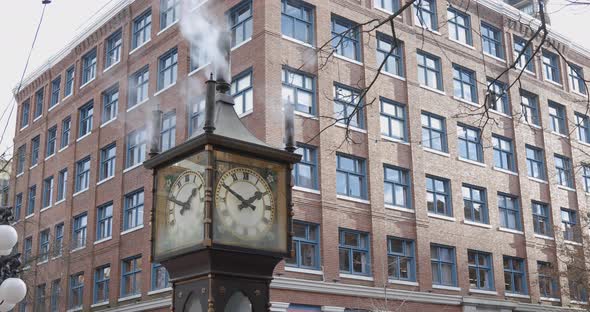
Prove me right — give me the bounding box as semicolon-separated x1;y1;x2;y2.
0;0;588;157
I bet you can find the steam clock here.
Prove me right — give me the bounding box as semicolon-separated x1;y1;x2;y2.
144;77;300;311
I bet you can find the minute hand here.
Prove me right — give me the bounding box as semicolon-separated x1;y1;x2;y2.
222;184;254;209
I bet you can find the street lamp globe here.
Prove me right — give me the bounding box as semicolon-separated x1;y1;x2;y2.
0;278;27;305
0;225;17;252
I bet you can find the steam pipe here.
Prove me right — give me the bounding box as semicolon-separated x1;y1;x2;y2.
203;73;216;133
149;110;163;158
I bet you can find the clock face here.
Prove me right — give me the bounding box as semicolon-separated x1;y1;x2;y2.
168;170;205;231
215;167;275;240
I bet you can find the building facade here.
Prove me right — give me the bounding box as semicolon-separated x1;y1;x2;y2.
8;0;590;311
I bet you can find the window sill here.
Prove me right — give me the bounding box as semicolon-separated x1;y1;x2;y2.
577;140;590;148
76;132;92;143
103;60;120;74
121;224;144;235
413;23;441;36
540;297;561;302
423;147;450;158
94;237;112;245
493;167;518;176
294;111;318;120
339;273;373;281
55;198;65;206
292;186;320;195
33;115;43;122
489;109;512;119
100;117;117;128
375;7;404;17
148;287;172;296
72;188;89;197
448;38;475;50
483;53;506;63
48;102;61;112
231;38;252;52
457;157;486;167
45;154;55;161
551;131;568;139
16;172;24;178
463;220;491;229
469;289;497;295
127;98;149;112
30;164;38;170
432;285;461;291
58;145;69;153
335;122;367;134
66;307;83;312
91;302;110;308
123;163;143;173
157;20;179;36
97;175;115;186
118;294;141;302
238;110;254;119
70;246;86;253
188;62;211;77
380;70;406;81
557;185;576;192
62;93;73;102
154;82;177;97
419;84;446;96
37;260;48;266
572;90;588;97
385;204;414;214
534;234;554;240
129;39;151;55
519;120;542;130
527;176;548;184
381;135;409;145
565;240;582;246
543;78;563;88
427;213;455;222
79;78;96;90
514;66;536;77
281;35;314;49
25;213;34;219
452;96;479;108
336;195;370;205
285;266;323;275
333;54;364;66
388;279;418;286
498;227;524;235
40;205;52;213
20;124;29;131
570;300;588;305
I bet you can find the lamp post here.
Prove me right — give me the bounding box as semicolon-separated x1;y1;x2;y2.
0;207;27;312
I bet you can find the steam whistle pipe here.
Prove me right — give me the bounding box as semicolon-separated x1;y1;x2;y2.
215;32;232;94
203;73;216;134
285;97;296;153
149;110;163;158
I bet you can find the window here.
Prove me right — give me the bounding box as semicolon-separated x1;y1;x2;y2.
447;8;471;45
61;116;71;148
468;250;494;290
50;76;61;108
583;166;590;193
78;101;93;138
158;48;178;90
414;0;437;30
57;169;67;201
14;193;22;220
50;280;60;312
421;112;447;152
538;261;558;298
99;144;116;181
69;273;84;309
96;203;113;241
576;113;590;143
531;201;553;236
336;154;366;199
36;284;46;312
334;84;363;129
23;236;32;265
160;0;180;30
417;51;442;90
293;145;318;190
542;50;561;84
498;193;520;230
282;68;315;115
27;185;36;216
463;185;487;224
387;237;415;281
487;79;510;114
554;154;573;188
339;229;370;275
46;126;57;157
375;0;399;12
481;22;503;58
189;98;205;135
132;10;152;49
126;128;147;168
569;64;586;94
17;144;26;174
376;33;404;77
81;48;97;85
525;145;545;180
231;69;253;115
42;176;53;208
20;100;30;128
105;29;122;68
160;112;176;151
380;99;406;141
514;36;534;72
504;256;527;294
286;221;320;269
492;135;515;171
121;256;142;297
384;166;410;208
453;65;477;102
54;223;64;257
561;208;579;242
569;275;588;303
189;43;209;72
75;157;91;192
151;263;170;290
39;229;50;263
431;244;457;287
331;15;361;61
281;0;314;45
73;213;88;249
34;88;44;119
102;86;119;124
548;101;566;135
94;266;110;303
65;66;75;97
31;135;40;166
124;189;144;230
426;176;451;216
457;124;482;162
229;1;253;48
129;66;149;106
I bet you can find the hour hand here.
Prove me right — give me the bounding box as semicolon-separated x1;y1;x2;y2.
168;196;185;207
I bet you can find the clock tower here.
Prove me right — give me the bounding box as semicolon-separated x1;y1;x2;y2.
144;71;300;311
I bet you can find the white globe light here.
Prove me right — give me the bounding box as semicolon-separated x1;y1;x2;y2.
0;278;27;304
0;249;11;256
0;225;17;251
0;303;15;312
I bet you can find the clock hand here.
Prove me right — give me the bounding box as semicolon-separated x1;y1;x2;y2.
180;188;197;215
168;196;186;207
239;191;263;210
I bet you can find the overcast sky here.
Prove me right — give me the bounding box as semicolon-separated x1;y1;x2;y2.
0;0;588;156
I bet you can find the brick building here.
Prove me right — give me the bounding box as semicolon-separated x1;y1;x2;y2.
8;0;590;311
